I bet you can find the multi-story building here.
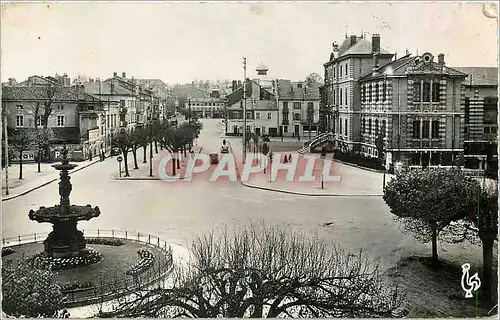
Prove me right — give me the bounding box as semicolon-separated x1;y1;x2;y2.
225;79;277;136
276;80;321;139
137;78;176;120
454;67;498;176
2;82;104;161
323;34;394;149
358;52;467;168
187;97;225;118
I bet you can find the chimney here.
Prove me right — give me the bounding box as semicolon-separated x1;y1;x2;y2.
350;35;357;47
113;72;117;78
238;80;242;87
232;80;237;92
438;53;445;66
122;72;126;78
372;34;381;53
332;42;340;59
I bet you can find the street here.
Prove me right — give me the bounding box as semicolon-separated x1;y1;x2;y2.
2;119;483;272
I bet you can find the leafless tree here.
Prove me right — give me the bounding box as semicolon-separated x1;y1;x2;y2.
102;223;407;318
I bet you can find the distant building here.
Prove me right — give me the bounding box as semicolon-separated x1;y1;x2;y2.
454;67;498;177
187;97;225;118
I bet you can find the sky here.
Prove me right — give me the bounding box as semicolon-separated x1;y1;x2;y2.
1;1;498;85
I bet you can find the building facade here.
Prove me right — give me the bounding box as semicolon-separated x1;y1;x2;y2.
188;97;225;118
358;52;467;168
455;67;498;176
276;80;320;138
2;83;104;161
323;34;394;149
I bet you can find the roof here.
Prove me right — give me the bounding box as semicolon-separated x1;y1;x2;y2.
83;81;133;96
339;38;391;57
276;80;320;100
18;75;59;87
453;67;498;86
359;53;467;81
2;85;102;102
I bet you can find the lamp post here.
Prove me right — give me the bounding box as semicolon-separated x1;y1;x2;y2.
149;111;153;177
243;57;247;164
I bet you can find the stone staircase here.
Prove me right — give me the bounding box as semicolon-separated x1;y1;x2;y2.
297;132;335;154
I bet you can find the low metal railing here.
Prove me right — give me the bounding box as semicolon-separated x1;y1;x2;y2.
2;229;174;308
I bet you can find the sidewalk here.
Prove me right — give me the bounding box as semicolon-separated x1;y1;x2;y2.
110;146;203;180
227;139;389;197
2;158;102;201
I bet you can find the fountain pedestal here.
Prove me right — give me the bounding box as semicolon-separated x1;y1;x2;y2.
29;146;100;259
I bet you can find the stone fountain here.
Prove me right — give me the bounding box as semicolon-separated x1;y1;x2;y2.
29;145;101;258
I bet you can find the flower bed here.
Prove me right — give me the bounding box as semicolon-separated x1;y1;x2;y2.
86;238;124;246
32;247;102;271
333;150;385;171
125;247;155;276
60;280;94;292
2;247;15;257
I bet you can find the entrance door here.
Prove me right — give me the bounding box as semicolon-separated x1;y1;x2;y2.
295;125;300;135
233;126;238;134
255;127;261;136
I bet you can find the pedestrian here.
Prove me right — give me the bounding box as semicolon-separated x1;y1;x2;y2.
289;154;292;162
283;154;288;163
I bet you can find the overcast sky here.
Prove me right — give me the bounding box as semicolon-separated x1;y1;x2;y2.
1;2;498;85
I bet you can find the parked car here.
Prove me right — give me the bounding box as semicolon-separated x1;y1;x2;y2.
110;147;121;156
221;145;229;154
262;135;270;142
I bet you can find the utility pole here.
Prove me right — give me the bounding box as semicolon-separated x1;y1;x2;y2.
243;57;247;164
3;113;9;195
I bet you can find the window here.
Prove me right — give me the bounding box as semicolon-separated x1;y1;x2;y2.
339;118;342;134
413;120;421;138
362;85;366;103
232;111;239;119
414;82;421;102
293;113;301;121
283;126;288;133
293;102;301;109
107;115;110;128
345;88;348;105
16;115;24;127
333;89;336;105
57;105;64;111
333;67;336;79
368;85;372;102
297;83;302;88
267;112;272;120
422;120;430;138
36;115;44;127
283;102;289;112
432;82;440;102
246;111;252;119
16;104;23;110
57;115;65;127
345;63;348;76
339;89;343;106
382;82;387;102
375;119;379;134
382;120;386;134
368;119;372;135
375;83;379;102
340;65;343;77
344;119;348;136
432;120;439;138
120;100;126;107
423;82;431;102
484;127;490;134
362;118;366;133
256;112;261;119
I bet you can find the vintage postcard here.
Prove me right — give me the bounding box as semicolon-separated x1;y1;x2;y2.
1;1;498;318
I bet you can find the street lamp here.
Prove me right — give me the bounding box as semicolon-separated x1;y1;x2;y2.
149;109;153;177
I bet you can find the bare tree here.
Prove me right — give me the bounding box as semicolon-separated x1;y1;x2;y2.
10;129;33;179
103;224;407;318
110;131;133;177
32;128;54;173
